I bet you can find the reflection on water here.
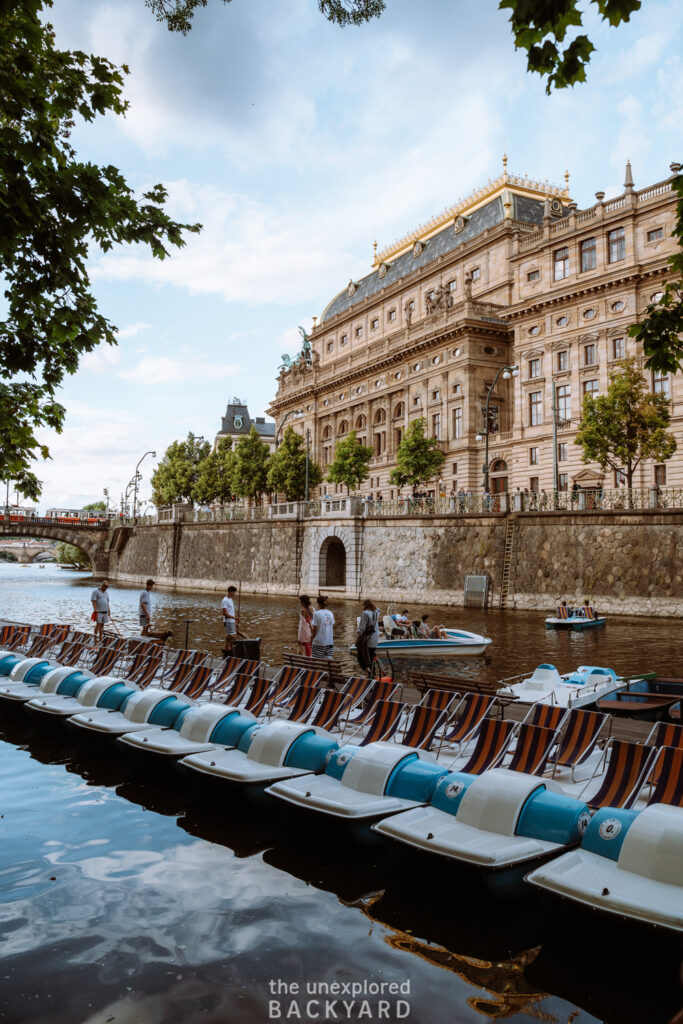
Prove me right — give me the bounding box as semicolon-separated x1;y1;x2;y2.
3;562;683;682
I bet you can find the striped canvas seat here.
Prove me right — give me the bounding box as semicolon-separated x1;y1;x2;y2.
340;677;373;709
583;740;655;810
549;708;609;779
274;669;328;710
645;722;683;786
3;625;31;651
0;625;17;647
347;679;399;725
458;718;515;775
505;723;557;775
309;690;352;731
209;657;245;696
127;652;163;688
217;672;254;707
643;746;683;807
286;685;322;723
165;660;198;693
181;665;213;701
583;606;596;620
23;634;55;659
264;666;302;712
418;689;457;714
401;705;447;751
242;678;273;718
88;644;123;677
524;702;566;731
56;641;88;668
358;700;406;746
441;694;496;750
556;605;569;619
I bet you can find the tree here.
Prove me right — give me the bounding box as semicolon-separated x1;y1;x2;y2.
55;541;90;569
326;429;372;493
232;427;271;503
267;427;323;500
0;1;201;500
193;437;236;506
151;433;211;506
575;357;676;491
83;501;107;511
389;418;445;490
145;0;385;33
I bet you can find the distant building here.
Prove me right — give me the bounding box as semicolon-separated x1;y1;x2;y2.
216;398;276;451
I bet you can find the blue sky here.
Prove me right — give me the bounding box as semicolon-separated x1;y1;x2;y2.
28;0;683;511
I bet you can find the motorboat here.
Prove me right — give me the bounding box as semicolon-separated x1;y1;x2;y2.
266;741;449;826
498;664;643;710
374;629;492;657
526;803;683;935
180;719;339;788
372;768;590;896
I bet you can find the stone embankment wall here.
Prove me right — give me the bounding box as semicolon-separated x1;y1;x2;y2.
105;510;683;616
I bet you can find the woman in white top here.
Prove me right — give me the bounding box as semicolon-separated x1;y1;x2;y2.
311;596;335;659
298;594;313;656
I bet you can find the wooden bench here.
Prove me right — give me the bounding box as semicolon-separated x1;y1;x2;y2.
407;670;518;705
284;653;347;690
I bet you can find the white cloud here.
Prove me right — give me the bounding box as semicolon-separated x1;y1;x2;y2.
119;355;239;386
80;345;122;374
117;321;152;339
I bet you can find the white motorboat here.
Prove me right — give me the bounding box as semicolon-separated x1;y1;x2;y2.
498;664;627;709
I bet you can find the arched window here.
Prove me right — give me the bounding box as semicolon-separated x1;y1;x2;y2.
322;424;332;440
373;408;386;424
338;420;348;435
491;459;508;473
355;414;367;429
393;402;405;419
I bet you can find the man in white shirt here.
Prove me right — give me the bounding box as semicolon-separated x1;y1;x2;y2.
139;579;155;635
311;595;335;659
90;581;110;640
221;586;239;651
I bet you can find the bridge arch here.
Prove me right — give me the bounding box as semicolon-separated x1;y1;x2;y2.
0;521;110;573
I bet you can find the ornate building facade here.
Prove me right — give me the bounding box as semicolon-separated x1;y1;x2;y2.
268;160;680;498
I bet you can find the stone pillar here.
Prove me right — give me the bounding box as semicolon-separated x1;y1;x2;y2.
649;486;659;509
578;491;586;510
499;492;508;513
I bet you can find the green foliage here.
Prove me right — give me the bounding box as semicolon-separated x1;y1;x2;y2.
0;550;18;562
326;430;372;493
232;427;272;501
499;0;641;92
82;501;107;511
55;541;90;568
0;1;201;500
575;357;676;488
193;437;236;505
389;418;445;489
146;0;384;32
267;427;323;500
151;433;211;506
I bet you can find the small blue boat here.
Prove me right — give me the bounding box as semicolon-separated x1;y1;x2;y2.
545;604;605;631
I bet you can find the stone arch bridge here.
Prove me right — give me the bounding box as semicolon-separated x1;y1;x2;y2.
0;521;111;574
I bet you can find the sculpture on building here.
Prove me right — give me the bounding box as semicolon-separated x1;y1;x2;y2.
404;301;413;326
464;271;473;299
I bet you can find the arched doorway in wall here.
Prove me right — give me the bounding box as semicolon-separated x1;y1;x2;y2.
319;536;346;587
489;459;509;494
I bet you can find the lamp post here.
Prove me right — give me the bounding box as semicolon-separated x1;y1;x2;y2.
475;365;519;492
275;408;303;447
132;451;156;520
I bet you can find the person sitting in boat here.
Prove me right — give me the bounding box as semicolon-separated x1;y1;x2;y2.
556;599;574;618
392;609;413;636
577;598;597;619
417;614;448;640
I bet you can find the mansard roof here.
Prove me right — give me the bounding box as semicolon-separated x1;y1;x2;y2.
219;400;275;438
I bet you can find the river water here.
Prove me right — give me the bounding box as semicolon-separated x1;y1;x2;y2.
0;563;681;1023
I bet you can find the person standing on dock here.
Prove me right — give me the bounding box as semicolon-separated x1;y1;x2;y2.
90;581;110;640
139;580;155;636
221;585;239;650
311;595;334;659
298;594;313;657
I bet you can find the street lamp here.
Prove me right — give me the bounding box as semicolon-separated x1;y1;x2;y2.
275;409;303;447
132;450;156;520
475;365;519;492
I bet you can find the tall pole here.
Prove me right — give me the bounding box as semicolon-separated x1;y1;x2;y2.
478;365;518;493
132;450;156;520
552;381;559;500
305;428;310;502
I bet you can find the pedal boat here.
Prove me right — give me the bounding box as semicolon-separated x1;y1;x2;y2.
180;719;338;788
526;804;683;935
372;628;491;658
0;658;93;704
266;741;448;826
499;664;631;710
118;702;257;758
68;688;198;737
372;768;590;897
545;614;606;632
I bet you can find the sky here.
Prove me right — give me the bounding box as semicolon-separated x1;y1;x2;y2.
20;0;683;511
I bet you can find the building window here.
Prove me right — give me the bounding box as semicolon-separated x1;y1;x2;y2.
388;309;396;322
648;227;664;242
557;384;571;421
327;342;334;352
583;378;599;398
530;476;539;493
557;315;569;327
394;427;402;447
528;358;540;379
614;468;627;487
655;464;667;486
452;462;458;475
583;308;596;320
554;247;569;281
407;300;415;312
612;337;625;359
580;237;597;272
432;389;440;400
527;269;540;282
355;326;363;338
529;447;538;465
371;318;379;330
340;334;347;346
529;391;542;426
584;344;596;366
452;382;461;394
558;473;568;492
608;227;626;263
413;396;420;406
653;370;670;397
432;413;441;439
448;279;457;292
557;350;568;372
471;267;480;281
558;443;568;462
453;407;463;438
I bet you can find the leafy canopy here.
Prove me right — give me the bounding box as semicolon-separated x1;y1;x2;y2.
389;418;445;489
192;437;236;506
151;433;211;506
267;426;323;501
82;501;107;511
55;541;90;568
326;430;372;493
232;426;271;501
0;0;200;499
145;0;386;33
574;357;676;488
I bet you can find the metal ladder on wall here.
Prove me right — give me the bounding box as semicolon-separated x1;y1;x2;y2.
500;513;517;609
